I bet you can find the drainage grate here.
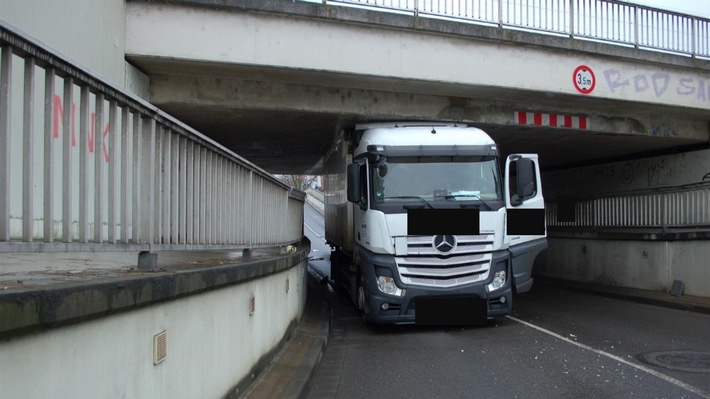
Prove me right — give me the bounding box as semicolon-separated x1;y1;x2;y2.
639;351;710;373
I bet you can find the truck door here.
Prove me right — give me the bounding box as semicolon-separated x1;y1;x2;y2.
504;154;547;293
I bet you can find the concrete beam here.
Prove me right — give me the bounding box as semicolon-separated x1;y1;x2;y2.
151;73;708;172
126;1;710;111
152;72;707;138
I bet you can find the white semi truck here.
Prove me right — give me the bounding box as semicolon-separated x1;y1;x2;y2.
324;122;547;325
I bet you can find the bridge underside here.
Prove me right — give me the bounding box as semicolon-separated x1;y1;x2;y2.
130;58;708;174
124;0;709;174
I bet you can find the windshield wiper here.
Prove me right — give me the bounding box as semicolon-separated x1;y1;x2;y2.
444;194;492;211
385;196;435;209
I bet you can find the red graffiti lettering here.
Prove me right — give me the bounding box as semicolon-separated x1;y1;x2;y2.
102;123;110;163
52;95;77;146
53;95;110;163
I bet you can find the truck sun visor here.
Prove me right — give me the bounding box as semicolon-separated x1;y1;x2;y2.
367;145;497;157
407;208;481;236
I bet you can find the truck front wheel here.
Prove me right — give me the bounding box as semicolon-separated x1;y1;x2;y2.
356;271;371;323
357;278;365;312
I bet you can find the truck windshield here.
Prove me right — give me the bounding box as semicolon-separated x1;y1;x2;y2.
372;156;502;203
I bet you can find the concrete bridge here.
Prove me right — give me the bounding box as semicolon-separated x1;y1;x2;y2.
125;0;709;174
1;0;709;397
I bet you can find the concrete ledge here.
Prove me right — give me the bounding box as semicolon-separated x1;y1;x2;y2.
548;226;710;241
0;239;310;339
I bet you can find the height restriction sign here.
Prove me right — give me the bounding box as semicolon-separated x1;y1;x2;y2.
573;65;595;94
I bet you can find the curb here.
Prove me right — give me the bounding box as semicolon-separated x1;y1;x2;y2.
241;267;331;399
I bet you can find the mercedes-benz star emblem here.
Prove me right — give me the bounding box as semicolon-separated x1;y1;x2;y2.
433;235;456;254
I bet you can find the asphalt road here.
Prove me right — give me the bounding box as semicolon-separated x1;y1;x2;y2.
303;204;710;399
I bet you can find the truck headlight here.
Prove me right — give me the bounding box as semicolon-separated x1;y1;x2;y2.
376;276;405;297
486;270;507;292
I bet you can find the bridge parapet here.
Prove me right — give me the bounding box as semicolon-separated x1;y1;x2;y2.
0;22;304;259
314;0;710;59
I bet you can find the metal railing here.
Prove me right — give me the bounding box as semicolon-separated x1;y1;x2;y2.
312;0;710;58
546;184;710;229
0;21;304;253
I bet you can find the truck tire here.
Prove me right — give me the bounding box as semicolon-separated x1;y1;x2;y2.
357;274;365;312
330;249;343;293
356;270;371;324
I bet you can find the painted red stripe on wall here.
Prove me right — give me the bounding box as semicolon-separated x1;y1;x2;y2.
564;115;572;128
518;111;527;124
514;112;589;129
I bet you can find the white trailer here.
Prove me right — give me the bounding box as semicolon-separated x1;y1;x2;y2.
324;122;546;324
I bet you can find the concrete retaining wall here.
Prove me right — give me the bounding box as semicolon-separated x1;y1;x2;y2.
305;189;324;215
0;0;127;87
0;245;309;399
539;238;710;297
539;149;710;298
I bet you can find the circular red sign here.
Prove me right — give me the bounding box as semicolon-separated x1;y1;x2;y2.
573;65;596;94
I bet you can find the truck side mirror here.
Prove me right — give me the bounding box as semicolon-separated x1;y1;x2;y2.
347;163;361;203
515;158;536;203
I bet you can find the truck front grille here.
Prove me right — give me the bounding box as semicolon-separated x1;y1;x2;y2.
394;235;493;288
404;235;493;255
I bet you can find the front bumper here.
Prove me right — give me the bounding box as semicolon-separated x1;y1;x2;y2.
358;248;513;324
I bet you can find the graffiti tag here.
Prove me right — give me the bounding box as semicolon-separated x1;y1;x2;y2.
603;69;708;102
53;94;111;163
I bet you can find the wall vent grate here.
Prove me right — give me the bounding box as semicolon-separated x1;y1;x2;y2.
153;330;167;365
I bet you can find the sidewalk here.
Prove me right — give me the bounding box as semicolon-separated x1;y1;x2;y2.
535;276;710;315
240;267;331;399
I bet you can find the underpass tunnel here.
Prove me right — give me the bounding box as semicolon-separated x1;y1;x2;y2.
484;121;710;298
122;0;710;298
304;114;710;298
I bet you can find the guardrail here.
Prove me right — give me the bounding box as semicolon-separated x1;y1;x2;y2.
312;0;710;59
0;21;304;253
547;184;710;229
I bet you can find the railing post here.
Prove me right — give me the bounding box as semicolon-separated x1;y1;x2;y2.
634;5;639;49
62;78;73;243
0;46;12;241
0;46;10;242
79;86;90;243
690;17;700;58
248;170;254;248
140;117;156;244
43;68;55;243
569;0;574;38
498;0;503;27
94;93;104;243
414;0;419;17
22;57;35;242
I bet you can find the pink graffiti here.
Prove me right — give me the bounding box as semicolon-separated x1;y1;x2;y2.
52;94;110;163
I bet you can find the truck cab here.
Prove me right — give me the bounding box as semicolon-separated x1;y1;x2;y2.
325;123;546;324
